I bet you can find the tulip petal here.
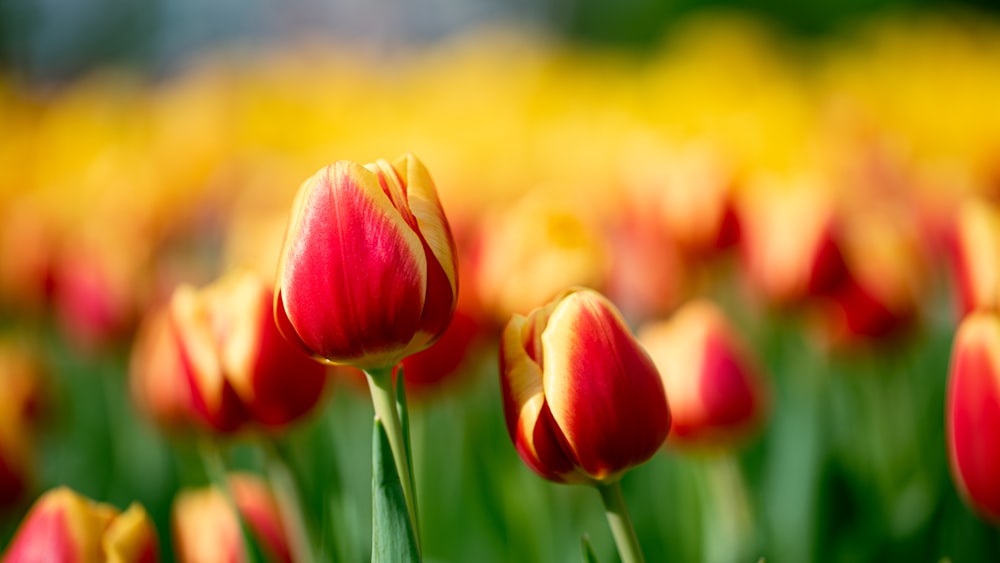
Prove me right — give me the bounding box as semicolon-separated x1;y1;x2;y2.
542;289;669;481
104;503;159;563
500;314;583;483
393;155;459;345
278;162;427;369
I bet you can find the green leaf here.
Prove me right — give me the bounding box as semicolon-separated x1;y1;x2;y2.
372;417;421;563
582;534;601;563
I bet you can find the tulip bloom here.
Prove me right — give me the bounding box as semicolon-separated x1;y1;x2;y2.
130;271;328;433
274;154;458;371
739;182;847;307
4;487;158;562
950;197;1000;317
638;300;768;448
172;473;291;563
500;288;670;484
947;311;1000;523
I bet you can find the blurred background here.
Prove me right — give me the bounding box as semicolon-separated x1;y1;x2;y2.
3;0;1000;561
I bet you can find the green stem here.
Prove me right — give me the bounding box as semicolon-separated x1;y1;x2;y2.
261;440;317;563
597;481;646;563
365;366;420;547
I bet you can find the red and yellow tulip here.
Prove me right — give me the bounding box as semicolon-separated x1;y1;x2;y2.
946;310;1000;524
499;287;670;484
3;487;158;562
172;473;291;563
130;270;328;433
274;153;458;371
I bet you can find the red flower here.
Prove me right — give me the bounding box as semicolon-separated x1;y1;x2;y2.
4;487;159;562
130;271;328;433
500;288;670;484
274;154;458;370
947;311;1000;524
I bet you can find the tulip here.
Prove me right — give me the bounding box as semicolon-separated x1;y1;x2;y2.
812;210;923;347
638;299;768;449
274;153;458;371
130;270;328;433
738;179;847;307
946;311;1000;524
172;473;291;563
500;287;670;484
273;153;457;548
950;197;1000;317
3;487;158;562
500;287;669;563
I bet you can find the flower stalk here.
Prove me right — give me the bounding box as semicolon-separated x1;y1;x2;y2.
597;480;646;563
365;366;420;547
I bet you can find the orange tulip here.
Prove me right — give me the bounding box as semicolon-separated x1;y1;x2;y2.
172;474;291;563
3;487;158;562
274;154;458;371
500;288;670;484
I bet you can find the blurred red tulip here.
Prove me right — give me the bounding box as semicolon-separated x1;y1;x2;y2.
499;288;670;484
950;197;1000;317
172;473;291;563
274;154;458;370
639;299;768;449
947;311;1000;524
4;487;158;562
739;183;847;307
130;271;328;433
400;307;484;394
813;210;924;347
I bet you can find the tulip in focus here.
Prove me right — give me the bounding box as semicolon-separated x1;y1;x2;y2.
274;153;458;371
130;270;328;433
3;487;158;562
172;473;291;563
638;299;768;449
946;310;1000;524
500;287;670;484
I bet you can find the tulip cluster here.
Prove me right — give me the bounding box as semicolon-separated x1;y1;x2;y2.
1;11;1000;562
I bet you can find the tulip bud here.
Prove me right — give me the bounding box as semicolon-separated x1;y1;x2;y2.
638;300;768;449
274;154;458;370
499;288;670;484
3;487;158;562
172;473;291;563
947;311;1000;523
130;271;328;433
